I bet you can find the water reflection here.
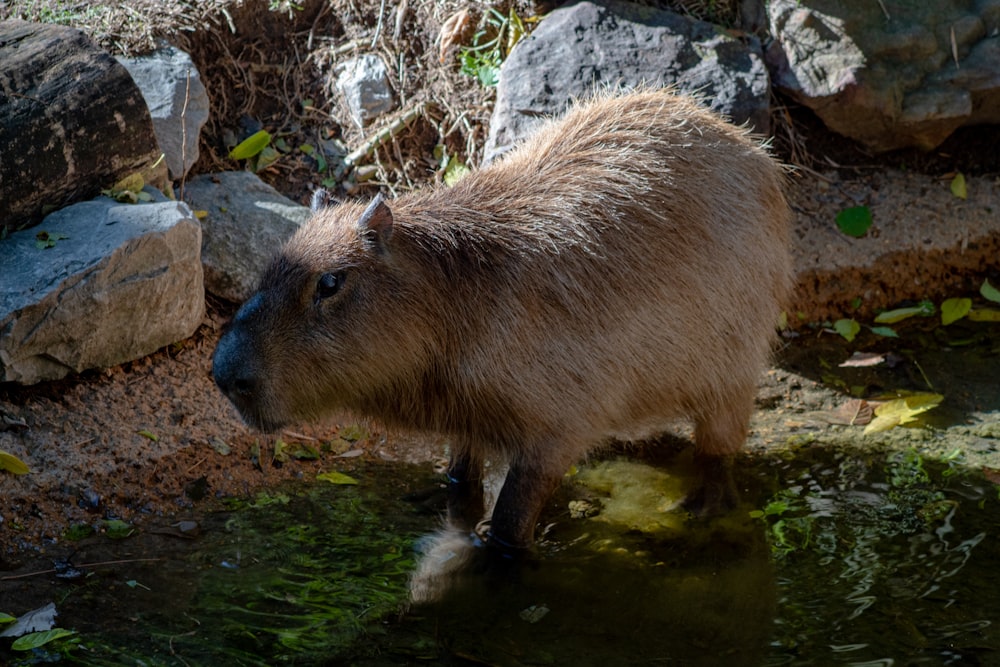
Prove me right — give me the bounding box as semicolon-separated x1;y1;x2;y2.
0;449;998;666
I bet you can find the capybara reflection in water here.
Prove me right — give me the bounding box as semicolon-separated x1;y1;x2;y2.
213;90;792;567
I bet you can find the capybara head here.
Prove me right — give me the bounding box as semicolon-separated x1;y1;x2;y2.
213;193;424;432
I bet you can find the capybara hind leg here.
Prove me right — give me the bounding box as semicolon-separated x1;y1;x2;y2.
487;460;564;556
447;451;485;532
685;402;752;516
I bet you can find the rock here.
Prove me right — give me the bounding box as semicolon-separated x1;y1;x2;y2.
767;0;1000;152
788;170;1000;323
0;20;166;234
183;172;311;302
117;46;210;181
335;54;395;127
0;191;204;385
484;0;770;162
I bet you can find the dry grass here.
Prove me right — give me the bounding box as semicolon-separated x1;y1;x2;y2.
3;0;776;205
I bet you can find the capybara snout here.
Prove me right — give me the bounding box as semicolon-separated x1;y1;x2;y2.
213;89;793;555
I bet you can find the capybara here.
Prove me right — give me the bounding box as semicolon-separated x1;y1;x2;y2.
213;89;792;559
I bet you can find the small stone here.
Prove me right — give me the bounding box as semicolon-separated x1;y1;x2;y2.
335;54;395;127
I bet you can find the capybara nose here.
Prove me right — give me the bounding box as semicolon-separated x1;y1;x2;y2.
212;330;258;401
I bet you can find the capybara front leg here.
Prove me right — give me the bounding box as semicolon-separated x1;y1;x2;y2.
486;460;563;556
685;404;751;516
447;450;485;532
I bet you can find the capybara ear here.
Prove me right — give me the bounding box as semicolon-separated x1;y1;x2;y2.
310;188;340;212
357;193;393;249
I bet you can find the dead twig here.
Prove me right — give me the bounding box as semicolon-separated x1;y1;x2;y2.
344;102;427;169
0;558;165;581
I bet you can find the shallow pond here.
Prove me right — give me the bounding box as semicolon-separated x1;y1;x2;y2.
1;442;998;666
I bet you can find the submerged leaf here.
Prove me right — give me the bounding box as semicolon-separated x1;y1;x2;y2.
835;206;873;237
940;297;971;325
870;326;899;338
0;450;29;475
317;470;359;485
864;393;943;434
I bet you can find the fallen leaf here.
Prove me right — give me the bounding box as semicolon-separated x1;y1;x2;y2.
869;326;899;338
0;603;57;638
941;297;971;325
137;429;158;442
229;130;271;160
968;308;1000;322
950;172;967;199
839;352;885;367
875;301;935;324
0;450;29;475
317;470;359;485
11;628;76;651
833;318;860;342
438;8;473;63
337;448;365;458
981;279;1000;304
864;393;943;434
821;398;874;426
835;206;873;237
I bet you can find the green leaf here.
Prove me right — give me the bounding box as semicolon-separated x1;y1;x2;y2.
137;429;158;442
833;318;860;342
835;206;873;237
0;612;16;624
317;470;359;485
0;450;29;475
11;628;77;651
870;326;899;338
874;300;935;324
941;297;972;325
950;172;967;199
443;156;470;186
981;278;1000;304
103;519;135;539
229;130;272;160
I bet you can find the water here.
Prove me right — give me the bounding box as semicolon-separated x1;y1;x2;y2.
1;448;998;666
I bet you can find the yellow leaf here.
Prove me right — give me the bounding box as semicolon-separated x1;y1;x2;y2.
112;172;145;195
317;471;359;485
968;308;1000;322
950;172;967;199
193;210;208;220
0;450;30;475
864;393;943;435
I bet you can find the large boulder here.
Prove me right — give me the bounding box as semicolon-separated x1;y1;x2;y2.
183;171;311;303
117;46;211;181
0;193;204;384
0;20;166;234
485;0;770;161
767;0;1000;152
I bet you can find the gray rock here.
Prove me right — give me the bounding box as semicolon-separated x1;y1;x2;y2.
117;46;210;181
0;191;203;385
183;171;311;302
335;54;395;127
485;0;770;162
767;0;1000;152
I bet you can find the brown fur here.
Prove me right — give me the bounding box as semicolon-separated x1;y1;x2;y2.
213;90;793;551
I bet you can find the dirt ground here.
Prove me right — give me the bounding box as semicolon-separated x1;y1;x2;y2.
1;0;999;566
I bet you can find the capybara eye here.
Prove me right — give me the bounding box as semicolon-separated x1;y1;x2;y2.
314;272;345;302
